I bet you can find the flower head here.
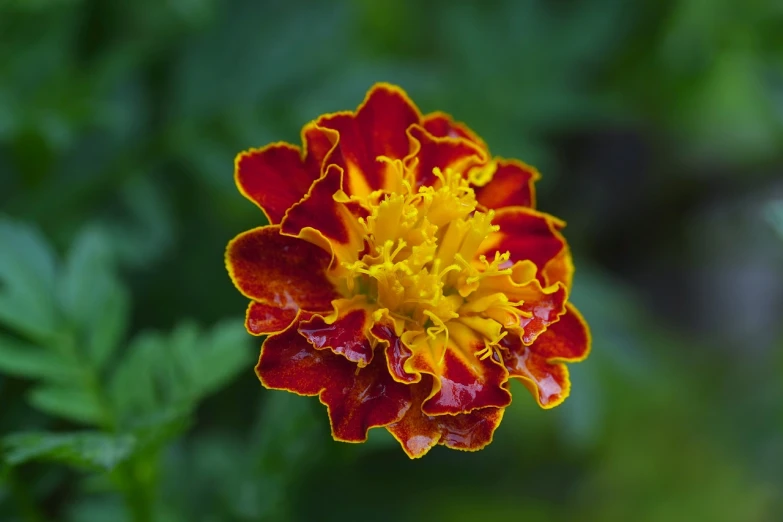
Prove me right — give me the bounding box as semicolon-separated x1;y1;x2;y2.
226;83;590;458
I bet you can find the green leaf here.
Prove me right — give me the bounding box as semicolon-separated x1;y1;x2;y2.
84;282;129;369
130;407;192;452
2;431;136;472
28;385;104;426
108;332;162;419
100;176;175;269
58;226;129;368
164;321;202;403
109;319;251;425
253;392;321;474
0;218;60;340
187;319;251;401
0;334;78;382
58;226;112;327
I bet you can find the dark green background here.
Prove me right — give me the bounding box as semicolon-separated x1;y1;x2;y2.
1;0;782;520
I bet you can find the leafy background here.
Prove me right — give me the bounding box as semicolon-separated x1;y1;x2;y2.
1;0;782;520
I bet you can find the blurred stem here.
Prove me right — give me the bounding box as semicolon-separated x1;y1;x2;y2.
58;335;156;521
5;466;46;522
116;461;154;522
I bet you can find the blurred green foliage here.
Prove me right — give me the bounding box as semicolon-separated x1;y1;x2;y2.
1;0;782;521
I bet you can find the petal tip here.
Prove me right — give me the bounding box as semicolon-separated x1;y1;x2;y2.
365;82;423;116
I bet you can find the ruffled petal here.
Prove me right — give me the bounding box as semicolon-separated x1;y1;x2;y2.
421;112;488;150
226;226;337;334
529;303;591;362
435;405;504;452
299;305;374;367
475;265;567;345
234;144;319;225
500;334;570;409
421;348;511;415
386;376;504;458
257;314;349;396
480;207;568;283
280;165;366;263
245;301;297;336
497;303;589;408
475;159;539;210
541;239;574;291
322;355;411;443
402;321;511;415
516;282;568;345
257;316;411;442
301;123;339;173
370;321;418;384
316;83;422;196
405;124;487;188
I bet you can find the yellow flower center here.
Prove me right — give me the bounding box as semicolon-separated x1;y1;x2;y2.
332;158;531;359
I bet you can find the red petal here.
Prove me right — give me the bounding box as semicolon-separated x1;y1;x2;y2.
529;303;590;362
317;83;422;196
405;124;487;188
500;334;571;408
436;405;504;452
421;112;487;150
386;376;504;458
323;354;411;443
477;272;568;345
475;159;539;210
280;165;365;262
420;348;511;416
541;243;574;290
235;141;323;225
517;283;568;345
301;124;338;172
370;322;418;384
482;207;567;283
257;314;348;395
299;308;374;367
226;226;337;334
245;301;297;336
401;321;511;415
257;317;411;442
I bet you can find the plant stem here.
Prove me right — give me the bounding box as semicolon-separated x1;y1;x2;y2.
117;461;153;522
60;334;155;521
4;466;46;522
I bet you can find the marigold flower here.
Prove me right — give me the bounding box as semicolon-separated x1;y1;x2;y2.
226;83;590;458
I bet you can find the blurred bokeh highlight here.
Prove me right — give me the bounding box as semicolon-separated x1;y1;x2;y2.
1;0;782;521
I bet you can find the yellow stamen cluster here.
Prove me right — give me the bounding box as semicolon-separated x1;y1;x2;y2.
335;158;531;361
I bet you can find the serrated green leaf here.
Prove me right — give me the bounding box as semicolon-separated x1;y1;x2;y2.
28;385;104;426
85;281;129;369
2;431;135;472
190;319;251;400
109;319;251;426
130;407;192;452
58;226;113;328
166;321;202;402
254;392;321;473
0;218;60;340
57;226;129;369
109;333;160;419
104;176;175;269
0;334;78;383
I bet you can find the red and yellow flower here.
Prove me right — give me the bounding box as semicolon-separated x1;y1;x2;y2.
226;83;590;458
